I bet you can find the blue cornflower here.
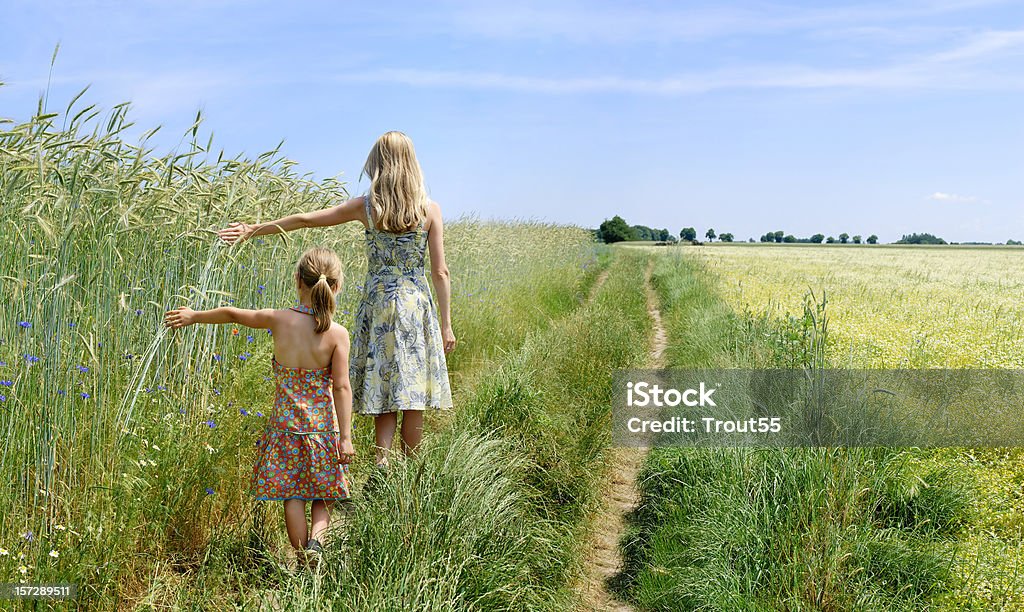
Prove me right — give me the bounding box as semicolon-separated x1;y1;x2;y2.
22;531;33;542
213;354;222;362
212;388;221;396
205;487;214;495
238;353;249;362
257;285;265;295
256;411;264;417
17;322;31;329
24;355;39;364
0;362;6;367
134;309;142;316
80;392;90;400
157;385;166;391
240;408;249;416
0;395;6;402
76;365;88;373
67;322;76;328
123;353;134;361
56;390;66;396
246;335;254;344
179;408;186;415
0;380;12;387
267;329;272;336
206;420;216;428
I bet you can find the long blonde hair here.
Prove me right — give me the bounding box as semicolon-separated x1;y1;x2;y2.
362;131;428;233
296;247;343;334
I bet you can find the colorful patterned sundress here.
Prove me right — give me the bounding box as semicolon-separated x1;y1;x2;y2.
250;305;352;501
349;193;454;415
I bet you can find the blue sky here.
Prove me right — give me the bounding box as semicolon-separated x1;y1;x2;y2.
2;0;1023;242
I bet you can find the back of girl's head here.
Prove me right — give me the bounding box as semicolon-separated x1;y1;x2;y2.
362;131;428;233
296;247;343;334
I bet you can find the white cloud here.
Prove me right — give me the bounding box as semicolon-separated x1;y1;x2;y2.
928;192;982;202
327;28;1024;95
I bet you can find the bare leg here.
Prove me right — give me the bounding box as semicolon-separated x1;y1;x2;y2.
374;412;398;466
283;499;308;551
400;410;424;456
310;500;335;542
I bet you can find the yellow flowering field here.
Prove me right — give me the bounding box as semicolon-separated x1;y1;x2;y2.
693;244;1024;368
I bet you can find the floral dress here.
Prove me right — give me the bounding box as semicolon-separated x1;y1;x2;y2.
250;305;352;501
349;193;453;415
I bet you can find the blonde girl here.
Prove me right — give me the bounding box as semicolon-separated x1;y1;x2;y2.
218;131;454;468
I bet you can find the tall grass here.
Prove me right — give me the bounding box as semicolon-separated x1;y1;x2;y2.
0;93;603;608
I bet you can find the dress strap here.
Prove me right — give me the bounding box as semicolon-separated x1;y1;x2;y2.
290;304;315;316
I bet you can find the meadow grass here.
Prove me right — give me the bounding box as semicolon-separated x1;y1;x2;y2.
618;252;1019;610
0;96;609;609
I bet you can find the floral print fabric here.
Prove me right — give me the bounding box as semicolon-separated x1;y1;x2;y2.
349;193;454;415
250;354;352;501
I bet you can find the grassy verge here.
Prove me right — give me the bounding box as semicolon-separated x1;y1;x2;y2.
619;253;983;610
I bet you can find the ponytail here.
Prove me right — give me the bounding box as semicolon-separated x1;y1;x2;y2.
296;248;344;334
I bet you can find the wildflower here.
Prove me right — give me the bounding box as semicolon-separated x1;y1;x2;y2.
231;328;239;336
76;365;88;373
246;335;254;344
22;530;33;542
0;361;6;367
0;548;7;556
0;380;11;387
205;487;215;495
152;444;160;451
240;408;249;416
53;524;65;531
205;420;216;428
213;388;221;396
56;390;66;396
0;395;6;402
238;353;249;362
205;443;216;454
17;564;27;575
134;309;143;316
257;285;265;295
213;354;222;362
157;385;166;391
49;550;59;559
124;353;134;361
18;321;31;329
80;392;90;400
24;354;39;364
68;322;76;328
256;411;264;417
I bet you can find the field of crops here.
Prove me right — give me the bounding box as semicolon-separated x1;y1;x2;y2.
0;101;642;609
621;245;1024;610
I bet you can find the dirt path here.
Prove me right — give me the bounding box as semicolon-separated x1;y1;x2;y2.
579;258;666;611
588;266;611;303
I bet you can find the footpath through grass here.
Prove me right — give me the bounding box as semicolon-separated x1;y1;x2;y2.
245;249;651;611
617;253;1009;611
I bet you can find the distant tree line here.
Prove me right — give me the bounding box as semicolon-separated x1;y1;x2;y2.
756;231;878;244
595;219;1014;247
596;215;677;244
895;233;946;245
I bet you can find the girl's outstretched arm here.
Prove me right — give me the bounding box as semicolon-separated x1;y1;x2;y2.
164;306;276;330
426;202;456;354
329;327;356;464
218;196;366;245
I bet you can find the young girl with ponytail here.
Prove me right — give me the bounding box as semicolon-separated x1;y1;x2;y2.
165;247;354;570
